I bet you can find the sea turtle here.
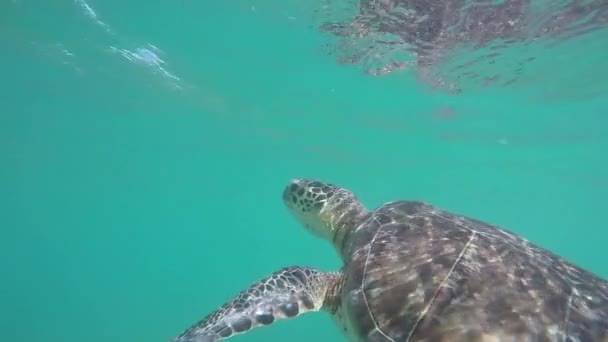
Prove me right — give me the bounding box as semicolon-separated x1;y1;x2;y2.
171;178;608;342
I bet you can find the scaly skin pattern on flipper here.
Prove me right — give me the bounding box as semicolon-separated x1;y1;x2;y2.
340;200;608;342
171;266;341;342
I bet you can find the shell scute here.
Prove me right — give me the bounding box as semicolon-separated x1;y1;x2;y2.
339;201;608;341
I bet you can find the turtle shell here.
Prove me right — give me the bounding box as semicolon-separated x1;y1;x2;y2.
337;201;608;342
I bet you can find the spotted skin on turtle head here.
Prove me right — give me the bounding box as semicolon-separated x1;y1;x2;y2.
282;179;370;254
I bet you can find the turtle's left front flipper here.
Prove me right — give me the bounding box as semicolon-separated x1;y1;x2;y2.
170;266;341;342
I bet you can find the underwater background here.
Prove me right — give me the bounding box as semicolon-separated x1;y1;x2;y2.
1;1;607;341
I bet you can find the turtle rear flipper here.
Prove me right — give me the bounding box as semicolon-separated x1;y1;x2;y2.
171;266;340;342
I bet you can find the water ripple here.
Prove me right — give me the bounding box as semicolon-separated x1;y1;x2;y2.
74;0;183;89
312;0;608;95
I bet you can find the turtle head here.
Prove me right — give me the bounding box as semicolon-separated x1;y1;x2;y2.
283;179;369;249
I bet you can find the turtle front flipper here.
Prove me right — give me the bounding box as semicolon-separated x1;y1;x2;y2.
171;266;340;342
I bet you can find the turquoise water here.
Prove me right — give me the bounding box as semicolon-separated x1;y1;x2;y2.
2;1;607;341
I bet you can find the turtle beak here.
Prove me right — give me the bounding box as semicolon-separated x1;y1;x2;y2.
282;180;298;204
283;179;314;212
282;185;291;202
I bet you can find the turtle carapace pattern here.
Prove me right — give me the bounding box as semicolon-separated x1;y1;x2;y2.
171;179;608;342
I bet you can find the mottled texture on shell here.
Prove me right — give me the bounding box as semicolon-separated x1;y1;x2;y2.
338;201;608;342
